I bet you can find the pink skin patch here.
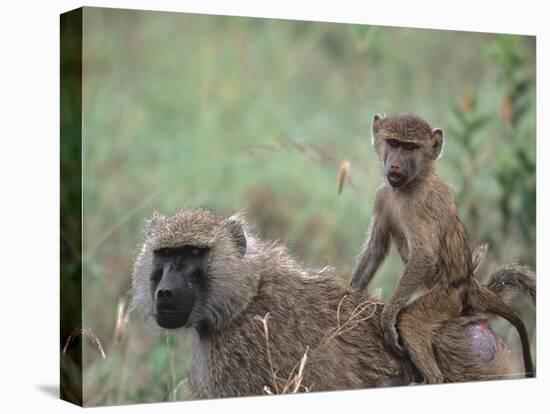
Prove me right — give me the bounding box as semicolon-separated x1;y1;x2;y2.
465;322;507;363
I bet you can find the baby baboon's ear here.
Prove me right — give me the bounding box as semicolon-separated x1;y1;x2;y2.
226;215;247;256
430;128;444;160
372;114;384;134
371;114;385;147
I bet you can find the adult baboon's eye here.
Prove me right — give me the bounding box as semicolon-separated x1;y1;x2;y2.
151;269;162;283
387;139;399;148
155;248;170;257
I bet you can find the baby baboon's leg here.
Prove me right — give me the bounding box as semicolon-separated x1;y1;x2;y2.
397;290;457;384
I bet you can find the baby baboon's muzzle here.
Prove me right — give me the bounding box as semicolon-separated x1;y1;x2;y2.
386;171;408;188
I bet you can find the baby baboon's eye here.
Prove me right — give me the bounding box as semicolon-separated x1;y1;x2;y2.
192;248;200;256
387;139;400;148
402;142;418;152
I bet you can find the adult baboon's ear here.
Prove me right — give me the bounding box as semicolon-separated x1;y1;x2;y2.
430;128;444;160
226;216;247;256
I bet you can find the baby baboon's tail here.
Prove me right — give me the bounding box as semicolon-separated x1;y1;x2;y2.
486;264;536;306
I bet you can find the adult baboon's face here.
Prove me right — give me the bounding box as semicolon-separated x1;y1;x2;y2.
132;208;253;334
150;245;210;329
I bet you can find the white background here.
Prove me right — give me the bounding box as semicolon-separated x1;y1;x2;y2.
0;0;547;412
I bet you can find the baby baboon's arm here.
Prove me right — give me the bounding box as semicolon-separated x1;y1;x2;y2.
351;212;391;291
381;246;437;355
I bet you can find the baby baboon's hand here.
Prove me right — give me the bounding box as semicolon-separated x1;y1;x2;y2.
381;313;404;356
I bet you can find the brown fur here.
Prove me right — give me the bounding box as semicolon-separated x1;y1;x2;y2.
351;113;534;383
132;209;524;399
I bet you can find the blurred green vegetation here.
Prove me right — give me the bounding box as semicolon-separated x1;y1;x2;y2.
78;8;535;406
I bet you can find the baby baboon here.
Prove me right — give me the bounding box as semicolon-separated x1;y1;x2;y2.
132;208;529;399
351;113;534;383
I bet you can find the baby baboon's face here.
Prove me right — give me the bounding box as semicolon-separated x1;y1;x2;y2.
150;245;210;329
372;113;443;189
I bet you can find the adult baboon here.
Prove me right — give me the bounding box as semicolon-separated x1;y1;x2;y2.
351;113;533;383
132;208;531;399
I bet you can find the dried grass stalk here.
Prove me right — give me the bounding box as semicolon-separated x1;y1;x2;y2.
63;325;106;359
337;161;351;195
256;296;380;394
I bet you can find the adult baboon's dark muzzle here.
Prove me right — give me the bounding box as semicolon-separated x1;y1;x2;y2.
154;267;196;329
